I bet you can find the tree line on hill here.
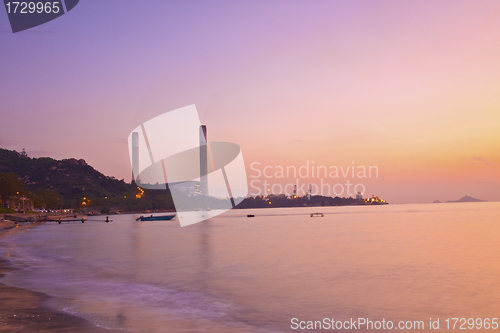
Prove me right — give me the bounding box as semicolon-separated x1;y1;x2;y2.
0;148;174;213
0;148;371;214
236;194;361;208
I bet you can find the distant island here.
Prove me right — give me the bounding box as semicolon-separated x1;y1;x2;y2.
236;194;387;209
433;200;442;203
445;195;486;203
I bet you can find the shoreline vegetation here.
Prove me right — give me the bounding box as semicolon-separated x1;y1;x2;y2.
0;148;387;217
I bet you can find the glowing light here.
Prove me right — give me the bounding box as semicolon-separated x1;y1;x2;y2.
135;187;145;199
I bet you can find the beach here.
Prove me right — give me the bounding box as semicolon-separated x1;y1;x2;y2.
0;263;115;332
0;223;122;333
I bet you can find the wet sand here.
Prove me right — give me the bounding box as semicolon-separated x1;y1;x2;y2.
0;225;123;332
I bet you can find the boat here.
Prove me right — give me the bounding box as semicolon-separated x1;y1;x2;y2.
136;214;176;221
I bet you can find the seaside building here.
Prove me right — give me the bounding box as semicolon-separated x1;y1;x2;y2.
364;195;386;204
4;194;33;212
129;125;210;197
169;180;203;195
199;125;208;195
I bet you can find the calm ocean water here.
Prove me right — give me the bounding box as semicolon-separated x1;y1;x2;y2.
1;203;500;332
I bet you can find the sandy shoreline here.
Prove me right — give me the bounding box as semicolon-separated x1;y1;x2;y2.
0;225;124;332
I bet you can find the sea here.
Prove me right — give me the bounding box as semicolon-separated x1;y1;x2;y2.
1;202;499;332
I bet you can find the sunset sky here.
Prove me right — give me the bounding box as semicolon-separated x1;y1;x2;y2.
1;1;499;203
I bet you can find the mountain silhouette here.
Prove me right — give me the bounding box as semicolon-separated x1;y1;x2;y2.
0;148;132;201
445;195;486;203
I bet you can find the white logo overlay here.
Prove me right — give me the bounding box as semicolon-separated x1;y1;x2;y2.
127;105;248;226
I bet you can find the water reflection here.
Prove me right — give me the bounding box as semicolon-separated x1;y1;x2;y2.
131;220;145;279
197;219;212;290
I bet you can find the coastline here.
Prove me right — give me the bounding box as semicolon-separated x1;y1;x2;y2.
0;225;123;332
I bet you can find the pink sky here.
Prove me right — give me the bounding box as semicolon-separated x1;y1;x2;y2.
1;1;499;203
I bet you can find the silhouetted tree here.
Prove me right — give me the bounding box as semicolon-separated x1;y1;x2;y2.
0;172;24;206
33;188;62;209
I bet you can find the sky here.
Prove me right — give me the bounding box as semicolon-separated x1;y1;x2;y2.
1;0;499;203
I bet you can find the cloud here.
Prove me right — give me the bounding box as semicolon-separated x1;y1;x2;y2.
26;150;51;158
114;137;128;144
0;137;20;148
473;156;497;166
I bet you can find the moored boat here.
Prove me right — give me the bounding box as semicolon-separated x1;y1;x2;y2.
136;214;176;221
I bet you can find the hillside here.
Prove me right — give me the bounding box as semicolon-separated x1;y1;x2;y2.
0;148;134;201
0;148;178;211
